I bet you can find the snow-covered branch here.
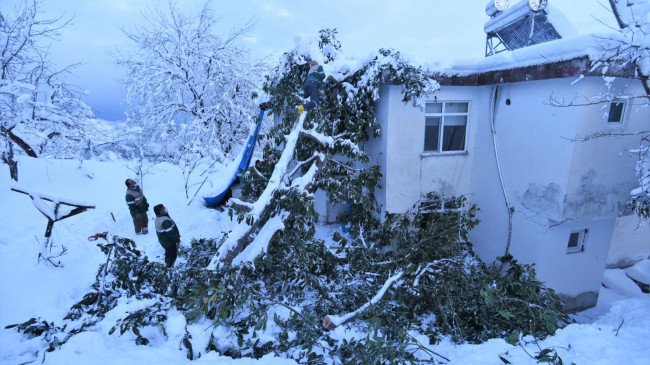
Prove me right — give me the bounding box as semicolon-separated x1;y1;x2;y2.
207;112;308;269
300;129;335;147
1;1;94;160
227;198;255;212
286;153;319;180
288;153;324;196
413;259;459;287
323;271;404;329
231;212;289;266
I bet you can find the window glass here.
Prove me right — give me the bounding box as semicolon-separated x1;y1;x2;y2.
424;102;469;153
567;229;587;253
443;125;466;151
567;232;580;248
445;102;469;113
608;101;624;123
425;103;442;113
445;115;467;126
424;117;440;151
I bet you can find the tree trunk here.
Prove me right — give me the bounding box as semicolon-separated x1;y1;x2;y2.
1;126;37;158
1;139;19;181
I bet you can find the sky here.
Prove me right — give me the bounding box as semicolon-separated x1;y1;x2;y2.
1;153;649;364
1;0;619;121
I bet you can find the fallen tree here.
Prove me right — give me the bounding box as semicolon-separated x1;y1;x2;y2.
209;29;439;269
6;30;570;364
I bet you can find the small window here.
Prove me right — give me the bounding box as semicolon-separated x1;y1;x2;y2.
418;198;466;240
567;229;587;253
424;101;469;153
607;100;625;123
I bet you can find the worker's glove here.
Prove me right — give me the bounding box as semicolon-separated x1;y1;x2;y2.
297;105;304;115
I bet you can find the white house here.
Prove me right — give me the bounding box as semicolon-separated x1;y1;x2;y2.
362;3;650;312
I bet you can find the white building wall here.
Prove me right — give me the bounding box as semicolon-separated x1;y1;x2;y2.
382;86;423;213
565;77;645;221
567;78;650;271
534;218;616;310
487;79;579;278
371;76;649;312
607;215;650;268
367;86;391;218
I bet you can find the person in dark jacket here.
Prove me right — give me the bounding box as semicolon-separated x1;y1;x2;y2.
125;179;149;235
297;60;326;115
153;204;181;268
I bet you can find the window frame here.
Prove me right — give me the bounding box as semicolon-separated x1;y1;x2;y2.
418;198;467;242
423;101;470;155
606;99;627;124
566;229;588;254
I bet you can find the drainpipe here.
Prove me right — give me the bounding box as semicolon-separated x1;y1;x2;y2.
490;84;514;258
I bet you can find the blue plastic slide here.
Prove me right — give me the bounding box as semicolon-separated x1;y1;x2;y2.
204;108;266;207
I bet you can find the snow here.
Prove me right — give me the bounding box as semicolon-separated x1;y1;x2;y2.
231;212;287;266
446;33;613;76
1;155;649;364
627;259;650;285
603;269;645;298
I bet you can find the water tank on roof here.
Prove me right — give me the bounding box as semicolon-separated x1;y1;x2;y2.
485;0;510;18
484;0;559;56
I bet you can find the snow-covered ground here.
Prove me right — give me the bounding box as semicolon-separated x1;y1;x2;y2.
1;156;648;364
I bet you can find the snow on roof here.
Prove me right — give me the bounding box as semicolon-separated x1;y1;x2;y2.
439;3;627;77
443;31;622;77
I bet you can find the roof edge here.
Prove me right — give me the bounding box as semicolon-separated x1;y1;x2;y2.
431;57;636;86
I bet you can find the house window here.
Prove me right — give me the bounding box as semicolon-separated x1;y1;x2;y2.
567;229;587;253
424;102;469;153
607;100;625;123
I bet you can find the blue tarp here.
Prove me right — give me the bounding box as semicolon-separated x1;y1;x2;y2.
204;108;265;207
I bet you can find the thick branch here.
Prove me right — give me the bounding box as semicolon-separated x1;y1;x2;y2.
208;112;308;269
231;212;288;266
608;0;628;29
300;129;334;147
1;126;37;157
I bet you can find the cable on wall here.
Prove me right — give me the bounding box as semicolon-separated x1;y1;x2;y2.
490;84;514;258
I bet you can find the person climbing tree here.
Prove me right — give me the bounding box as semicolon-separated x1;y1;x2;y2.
297;60;326;115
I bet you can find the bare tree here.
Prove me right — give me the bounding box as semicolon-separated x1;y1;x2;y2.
604;0;649;96
115;0;267;197
0;0;95;179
